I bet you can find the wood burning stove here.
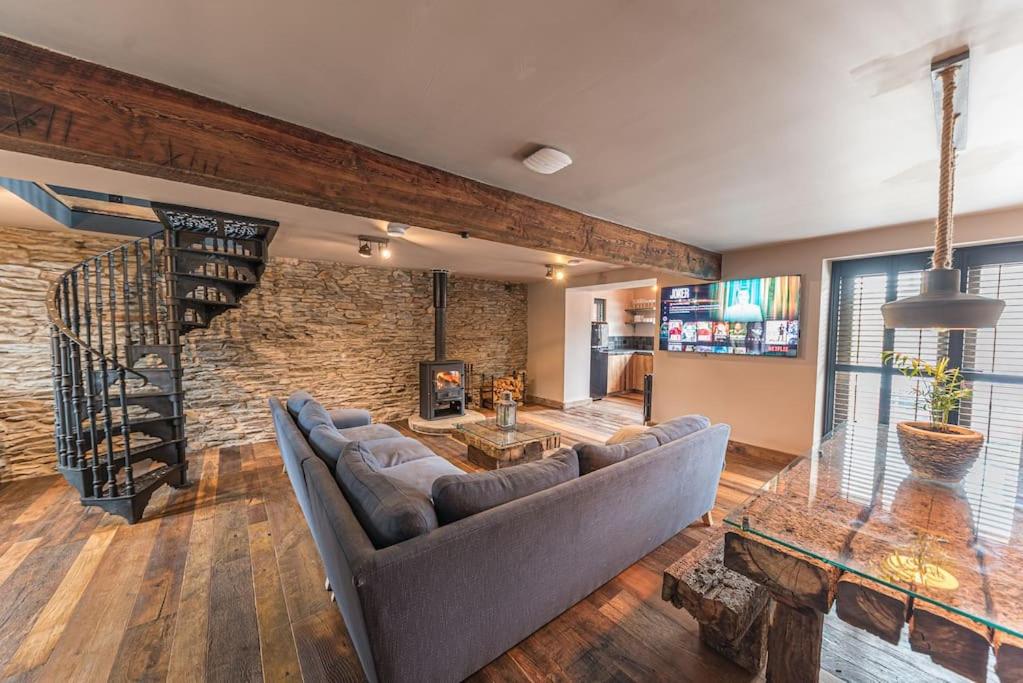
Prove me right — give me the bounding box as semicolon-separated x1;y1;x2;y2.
419;270;465;420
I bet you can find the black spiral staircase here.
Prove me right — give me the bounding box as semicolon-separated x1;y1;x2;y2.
48;204;277;523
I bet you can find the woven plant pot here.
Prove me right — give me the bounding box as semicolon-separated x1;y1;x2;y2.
896;421;984;483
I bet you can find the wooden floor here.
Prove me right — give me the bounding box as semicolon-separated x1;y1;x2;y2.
0;395;977;682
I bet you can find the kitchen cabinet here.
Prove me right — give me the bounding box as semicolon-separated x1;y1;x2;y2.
605;352;653;394
607;353;630;394
627;353;653;392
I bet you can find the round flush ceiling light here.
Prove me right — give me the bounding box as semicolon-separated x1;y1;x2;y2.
523;147;572;174
386;222;408;237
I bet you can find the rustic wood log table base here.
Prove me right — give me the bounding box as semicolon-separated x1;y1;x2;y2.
455;421;561;471
662;526;770;674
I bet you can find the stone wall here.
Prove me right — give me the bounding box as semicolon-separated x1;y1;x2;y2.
0;224;527;481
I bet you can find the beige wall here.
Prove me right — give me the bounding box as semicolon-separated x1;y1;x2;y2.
526;280;566;403
652;206;1023;455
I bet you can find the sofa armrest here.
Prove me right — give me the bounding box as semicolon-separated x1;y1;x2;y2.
330;408;372;430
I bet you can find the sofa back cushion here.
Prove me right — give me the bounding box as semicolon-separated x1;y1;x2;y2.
286;390;316;419
606;424;650;445
574;433;660;475
335;442;438;549
307;423;351;468
431;449;580;525
297;400;334;436
648;415;711;446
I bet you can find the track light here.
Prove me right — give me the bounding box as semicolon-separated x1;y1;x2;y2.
545;264;565;282
357;234;391;260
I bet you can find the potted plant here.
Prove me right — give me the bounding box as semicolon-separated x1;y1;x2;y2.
881;351;983;483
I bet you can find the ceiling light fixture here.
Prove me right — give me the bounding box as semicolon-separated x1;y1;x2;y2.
881;49;1004;330
523;147;573;174
566;258;583;266
357;234;391;259
545;265;554;280
386;222;408;237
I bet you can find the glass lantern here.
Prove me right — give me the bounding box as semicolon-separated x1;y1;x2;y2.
496;390;517;431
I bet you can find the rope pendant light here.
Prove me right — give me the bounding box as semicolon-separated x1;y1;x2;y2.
881;50;1005;329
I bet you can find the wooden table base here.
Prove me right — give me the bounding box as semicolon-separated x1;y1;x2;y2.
767;602;824;683
464;434;561;470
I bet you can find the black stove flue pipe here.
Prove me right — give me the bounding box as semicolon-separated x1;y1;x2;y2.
433;269;448;361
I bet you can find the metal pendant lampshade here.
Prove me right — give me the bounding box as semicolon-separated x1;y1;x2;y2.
881;51;1005;330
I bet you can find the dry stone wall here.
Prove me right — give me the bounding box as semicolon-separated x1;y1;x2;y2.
0;224;527;481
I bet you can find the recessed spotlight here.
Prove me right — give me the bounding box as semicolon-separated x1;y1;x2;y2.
523;147;572;174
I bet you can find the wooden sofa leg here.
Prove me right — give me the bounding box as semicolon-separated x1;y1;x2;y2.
701;511;714;527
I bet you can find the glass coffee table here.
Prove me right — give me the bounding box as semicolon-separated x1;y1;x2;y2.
723;422;1023;681
455;419;561;470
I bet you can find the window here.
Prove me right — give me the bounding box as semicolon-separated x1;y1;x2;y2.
593;298;607;323
824;243;1023;542
825;243;1023;440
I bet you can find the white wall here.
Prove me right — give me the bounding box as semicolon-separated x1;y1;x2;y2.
652;206;1023;455
563;289;596;404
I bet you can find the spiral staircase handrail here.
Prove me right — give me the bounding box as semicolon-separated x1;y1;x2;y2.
45;228;164;383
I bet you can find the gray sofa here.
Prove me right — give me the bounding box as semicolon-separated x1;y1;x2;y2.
269;391;730;683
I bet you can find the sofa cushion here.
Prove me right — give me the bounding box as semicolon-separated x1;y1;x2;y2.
574;433;660;475
307;423;350;468
431;449;580;525
339;423;403;442
329;407;373;430
606;424;650;445
383;456;464;499
286;390;316;419
362;436;437;468
297;400;334;436
335;442;438;549
648;415;711;446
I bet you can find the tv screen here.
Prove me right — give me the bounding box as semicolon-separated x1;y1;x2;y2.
659;275;801;357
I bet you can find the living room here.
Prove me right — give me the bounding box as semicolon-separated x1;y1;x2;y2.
1;3;1023;682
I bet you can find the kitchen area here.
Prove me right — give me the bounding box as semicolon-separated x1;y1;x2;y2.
590;285;657;420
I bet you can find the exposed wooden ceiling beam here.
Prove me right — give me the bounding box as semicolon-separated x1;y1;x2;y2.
0;37;720;278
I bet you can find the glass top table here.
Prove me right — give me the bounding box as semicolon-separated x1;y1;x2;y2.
725;422;1023;639
456;419;558;448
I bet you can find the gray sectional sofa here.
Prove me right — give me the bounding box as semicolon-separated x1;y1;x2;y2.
269;391;730;683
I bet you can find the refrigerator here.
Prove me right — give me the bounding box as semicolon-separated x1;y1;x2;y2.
589;322;609;399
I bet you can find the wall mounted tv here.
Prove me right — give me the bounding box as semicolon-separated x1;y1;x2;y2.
659;275;802;357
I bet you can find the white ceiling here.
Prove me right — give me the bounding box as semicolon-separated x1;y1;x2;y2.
2;1;1023;251
0;151;612;282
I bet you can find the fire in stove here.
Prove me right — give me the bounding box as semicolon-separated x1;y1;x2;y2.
435;370;461;391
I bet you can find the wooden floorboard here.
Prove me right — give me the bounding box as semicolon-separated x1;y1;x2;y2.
0;398;979;682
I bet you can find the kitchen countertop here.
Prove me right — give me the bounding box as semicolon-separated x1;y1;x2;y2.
605;349;653;355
